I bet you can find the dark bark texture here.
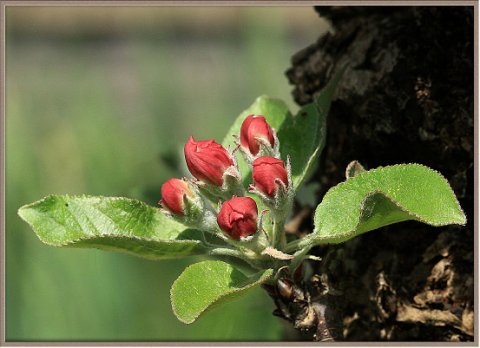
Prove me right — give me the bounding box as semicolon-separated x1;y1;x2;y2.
283;6;474;341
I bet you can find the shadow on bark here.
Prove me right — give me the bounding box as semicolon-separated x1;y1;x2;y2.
271;6;474;342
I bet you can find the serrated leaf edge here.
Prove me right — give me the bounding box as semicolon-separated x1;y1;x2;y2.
170;262;273;324
17;194;201;247
292;134;323;189
18;193;151;208
290;66;343;189
67;234;203;261
314;190;412;243
60;234;201;248
313;163;466;244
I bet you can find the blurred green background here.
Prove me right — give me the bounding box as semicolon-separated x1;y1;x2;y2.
6;6;327;341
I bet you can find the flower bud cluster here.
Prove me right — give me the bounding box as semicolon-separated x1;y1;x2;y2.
159;114;294;265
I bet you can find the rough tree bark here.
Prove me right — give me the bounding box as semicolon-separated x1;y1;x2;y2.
272;6;474;341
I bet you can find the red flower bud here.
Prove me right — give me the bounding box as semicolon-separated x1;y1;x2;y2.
240;115;275;156
217;196;258;240
252;156;288;197
160;178;193;215
184;136;234;186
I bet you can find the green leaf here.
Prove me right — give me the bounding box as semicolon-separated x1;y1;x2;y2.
223;69;343;190
278;68;343;188
18;195;206;260
170;260;273;324
312;164;466;244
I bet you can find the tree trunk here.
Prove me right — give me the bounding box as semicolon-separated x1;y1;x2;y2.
276;6;474;341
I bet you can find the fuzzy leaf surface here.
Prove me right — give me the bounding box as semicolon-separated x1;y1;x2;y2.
223;70;342;190
170;260;273;324
277;68;343;188
18;195;206;259
312;164;466;244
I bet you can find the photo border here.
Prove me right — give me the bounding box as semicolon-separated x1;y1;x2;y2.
0;1;477;346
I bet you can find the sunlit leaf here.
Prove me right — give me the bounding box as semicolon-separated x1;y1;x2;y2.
170;260;273;324
18;195;206;259
223;69;343;190
311;164;466;244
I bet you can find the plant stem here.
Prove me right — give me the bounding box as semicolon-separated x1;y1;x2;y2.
272;211;287;250
284;234;316;253
289;245;312;272
263;270;343;341
207;247;261;270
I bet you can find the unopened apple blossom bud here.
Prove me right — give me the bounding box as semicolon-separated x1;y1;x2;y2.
184;136;234;186
252;156;289;197
160;178;194;215
217;196;258;240
240;115;275;156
